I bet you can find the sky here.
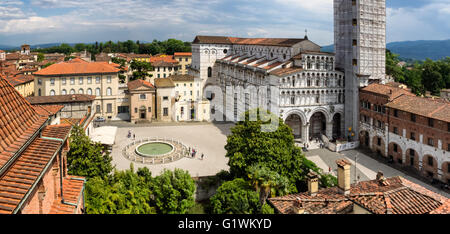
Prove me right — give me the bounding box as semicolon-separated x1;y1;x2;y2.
0;0;449;46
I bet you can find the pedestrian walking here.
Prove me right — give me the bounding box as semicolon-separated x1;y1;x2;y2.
201;153;204;160
133;133;135;140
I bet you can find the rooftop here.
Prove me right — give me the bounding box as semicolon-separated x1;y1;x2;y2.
127;79;155;91
34;60;119;76
169;74;195;82
26;94;96;105
193;35;308;47
385;94;450;123
154;78;175;88
269;176;449;214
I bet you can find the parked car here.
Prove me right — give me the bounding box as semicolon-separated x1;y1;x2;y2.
94;116;106;122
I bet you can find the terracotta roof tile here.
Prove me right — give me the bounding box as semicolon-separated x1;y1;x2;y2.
127;79;155;90
169;74;195;82
193;35;307;47
0;74;47;170
26;94;96;105
0;137;62;214
154;78;175;88
385;94;450;123
34;61;119;76
50;176;85;214
33;105;64;117
269;176;449;214
174;52;192;56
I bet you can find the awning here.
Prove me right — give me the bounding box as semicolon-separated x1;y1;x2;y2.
90;126;118;146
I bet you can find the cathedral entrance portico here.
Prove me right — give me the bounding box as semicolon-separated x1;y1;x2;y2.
285;114;303;139
309;112;327;140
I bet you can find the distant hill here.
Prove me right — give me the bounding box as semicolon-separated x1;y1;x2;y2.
321;39;450;61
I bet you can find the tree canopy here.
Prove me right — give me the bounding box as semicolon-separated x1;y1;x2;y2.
66;125;114;180
224;109;331;194
151;169;196;214
210;178;260;214
32;39;191;58
386;50;449;96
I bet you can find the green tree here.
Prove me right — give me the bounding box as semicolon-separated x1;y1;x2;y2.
225;109;324;193
151;169;196;214
85;165;156;214
66;125;114;180
422;59;445;95
210;178;260;214
386;50;405;83
130;60;152;81
247;164;289;206
37;53;45;62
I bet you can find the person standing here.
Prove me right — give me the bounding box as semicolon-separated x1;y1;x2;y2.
201;153;204;160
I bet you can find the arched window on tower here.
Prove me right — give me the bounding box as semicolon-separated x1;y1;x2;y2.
208;67;212;78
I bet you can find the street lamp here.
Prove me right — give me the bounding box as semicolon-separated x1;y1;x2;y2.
354;152;359;183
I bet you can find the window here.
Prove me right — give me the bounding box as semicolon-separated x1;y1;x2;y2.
352;0;356;6
290;96;295;105
50;90;55;96
163;108;168;116
96;88;101;96
352;59;357;66
428;138;434;147
411;113;416;122
394;144;398;153
87;77;92;84
185;58;188;62
208;67;212;78
79;77;83;85
107;76;111;83
352;39;357;46
428;118;434;127
352;19;357;26
181;107;184;115
410;132;416;141
62;78;66;85
50;78;55;85
394;109;398;117
140;94;146;100
428;157;434;166
135;108;138;113
38;79;42;85
96;105;101;113
62;89;67;95
410;149;415;156
190;91;193;96
106;87;112;96
148;107;151;113
96;77;101;84
223;49;228;54
107;103;112;113
158;74;160;78
377;137;381;146
70;89;75;95
87;88;92;95
448;123;450;132
163;96;169;101
393;127;398;134
163;74;166;78
78;88;84;94
448;144;450;152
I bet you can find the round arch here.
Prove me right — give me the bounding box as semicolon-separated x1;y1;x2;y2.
309;107;331;123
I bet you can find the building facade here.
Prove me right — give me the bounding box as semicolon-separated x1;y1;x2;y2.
34;59;120;120
171;74;210;122
334;0;387;140
174;52;192;75
359;83;450;184
127;79;156;123
191;36;345;143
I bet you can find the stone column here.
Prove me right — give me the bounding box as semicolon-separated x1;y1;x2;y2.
303;123;310;143
326;121;333;139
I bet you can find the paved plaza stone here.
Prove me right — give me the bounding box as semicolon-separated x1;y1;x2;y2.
108;121;449;198
110;122;233;177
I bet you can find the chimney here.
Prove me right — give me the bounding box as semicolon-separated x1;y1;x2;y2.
293;198;305;214
336;159;351;195
307;171;319;196
376;171;389;186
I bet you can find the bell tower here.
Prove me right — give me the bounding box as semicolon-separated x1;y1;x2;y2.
334;0;387;140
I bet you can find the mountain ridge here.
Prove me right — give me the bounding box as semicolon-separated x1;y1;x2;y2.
320;39;450;61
